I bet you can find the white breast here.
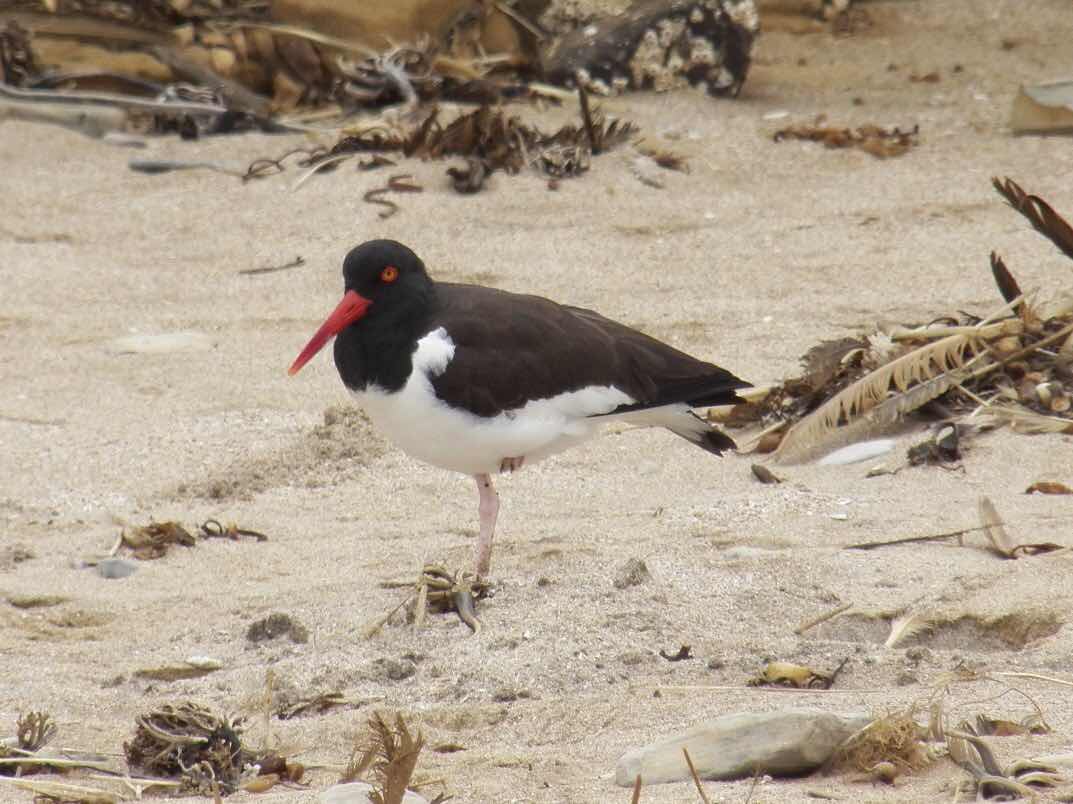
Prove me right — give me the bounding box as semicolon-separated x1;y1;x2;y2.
351;327;634;476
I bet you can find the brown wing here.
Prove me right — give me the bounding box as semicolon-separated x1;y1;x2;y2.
427;283;750;418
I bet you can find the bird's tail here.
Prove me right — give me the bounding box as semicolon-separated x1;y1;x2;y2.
617;405;737;455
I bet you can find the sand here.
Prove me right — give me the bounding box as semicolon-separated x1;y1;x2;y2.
3;1;1073;801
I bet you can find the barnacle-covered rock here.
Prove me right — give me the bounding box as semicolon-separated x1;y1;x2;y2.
542;0;758;97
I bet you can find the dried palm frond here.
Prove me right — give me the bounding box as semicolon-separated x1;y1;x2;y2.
975;404;1073;434
993;176;1073;263
775;331;987;463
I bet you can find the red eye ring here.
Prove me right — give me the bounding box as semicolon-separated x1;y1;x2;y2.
380;265;399;283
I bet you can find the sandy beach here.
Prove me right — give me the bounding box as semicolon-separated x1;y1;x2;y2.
3;1;1073;801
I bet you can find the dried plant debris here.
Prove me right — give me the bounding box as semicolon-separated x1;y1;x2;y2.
15;711;57;754
124;701;282;796
947;720;1066;799
277;692;348;720
120;521;195;559
658;645;693;662
1026;480;1073;495
749;659;847;689
832;708;934;777
342;712;448;804
119;519;267;559
975;712;1050;737
977;496;1062;559
774;122;919;158
246;93;636;190
416;565;489;633
724;178;1073;464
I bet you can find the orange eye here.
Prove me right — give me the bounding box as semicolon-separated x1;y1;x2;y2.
380;265;399;283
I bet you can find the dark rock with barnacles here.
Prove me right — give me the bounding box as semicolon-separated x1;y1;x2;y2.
541;0;758;97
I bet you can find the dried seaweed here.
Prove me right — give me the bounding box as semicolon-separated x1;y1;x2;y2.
124;702;249;794
731;178;1073;461
121;521;195;560
774;123;919;158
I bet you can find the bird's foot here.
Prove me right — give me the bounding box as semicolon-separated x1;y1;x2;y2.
416;564;491;634
499;455;525;473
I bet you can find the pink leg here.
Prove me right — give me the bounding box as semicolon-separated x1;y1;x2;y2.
473;473;499;578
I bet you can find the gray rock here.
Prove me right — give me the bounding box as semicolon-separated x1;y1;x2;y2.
96;558;138;579
320;781;428;804
614;709;872;786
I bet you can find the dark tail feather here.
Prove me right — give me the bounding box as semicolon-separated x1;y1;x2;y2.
668;412;737;455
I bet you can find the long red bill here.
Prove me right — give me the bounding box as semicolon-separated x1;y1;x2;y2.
288;290;371;375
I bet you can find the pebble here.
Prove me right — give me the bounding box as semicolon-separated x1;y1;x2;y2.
96;558;137;579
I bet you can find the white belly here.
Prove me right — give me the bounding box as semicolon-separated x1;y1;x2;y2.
352;328;634;476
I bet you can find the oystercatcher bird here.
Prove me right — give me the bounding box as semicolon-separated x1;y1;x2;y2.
289;240;750;577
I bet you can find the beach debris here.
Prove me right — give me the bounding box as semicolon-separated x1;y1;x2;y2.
773;122;919;158
247;612;310;644
636;145;689;172
613;557;651;589
723;178;1073;463
947;721;1071;799
831;708;933;779
446;157;489;193
542;0;757;97
975;712;1050;737
906;424;961;468
95;557;138;579
749;659;847;689
750;463;782;483
1010;80;1073;135
1026;480;1073;495
614;709;872;786
238;256;305;277
883;613;933;649
7;594;67;609
978;496;1063;559
199;519;269;542
277;691;348;720
659;645;693;662
339;712;447;804
362;174;423;219
133;657;224;682
416;565;489;633
121;521;195;560
124;701;280;795
794;602;853;635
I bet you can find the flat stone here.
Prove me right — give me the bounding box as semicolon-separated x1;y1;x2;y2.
615;709;872;786
96;558;138;579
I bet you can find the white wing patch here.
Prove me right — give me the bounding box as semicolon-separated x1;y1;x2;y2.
413;326;454;376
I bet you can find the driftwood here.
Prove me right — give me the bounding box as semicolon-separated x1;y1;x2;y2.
541;0;757;97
